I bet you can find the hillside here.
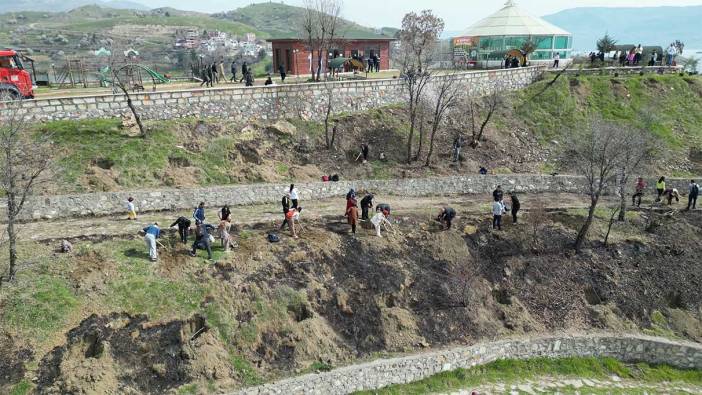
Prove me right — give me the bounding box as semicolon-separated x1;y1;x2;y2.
543;6;702;52
25;74;702;195
214;2;396;39
0;0;149;12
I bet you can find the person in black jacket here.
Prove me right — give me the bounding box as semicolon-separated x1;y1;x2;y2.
240;62;248;83
280;193;291;230
493;185;504;202
279;64;286;82
230;60;237;82
509;192;521;224
437;207;456;229
170;216;192;244
360;193;374;221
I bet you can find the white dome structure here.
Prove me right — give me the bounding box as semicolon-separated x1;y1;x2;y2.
453;0;572;66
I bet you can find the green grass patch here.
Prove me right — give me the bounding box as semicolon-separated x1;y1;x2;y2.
354;357;702;395
1;275;79;340
176;383;198;395
9;380;32;395
231;353;263;385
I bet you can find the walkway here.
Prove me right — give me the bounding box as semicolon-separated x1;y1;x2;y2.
10;193;606;242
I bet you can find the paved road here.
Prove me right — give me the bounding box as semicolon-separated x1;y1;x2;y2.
8;193;612;242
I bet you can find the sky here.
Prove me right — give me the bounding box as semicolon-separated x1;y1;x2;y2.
146;0;702;30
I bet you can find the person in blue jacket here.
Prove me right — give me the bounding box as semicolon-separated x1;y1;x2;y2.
143;223;161;262
193;202;206;223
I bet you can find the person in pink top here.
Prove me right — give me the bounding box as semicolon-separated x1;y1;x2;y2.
632;177;647;208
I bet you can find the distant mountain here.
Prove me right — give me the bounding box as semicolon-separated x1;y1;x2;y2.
214;3;395;39
0;0;149;12
543;6;702;52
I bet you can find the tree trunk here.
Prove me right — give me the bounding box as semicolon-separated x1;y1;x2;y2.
415;110;425;161
406;103;416;164
425;123;439;167
574;196;599;252
6;193;17;282
324;90;332;149
122;88;145;138
604;208;619;246
618;172;627;221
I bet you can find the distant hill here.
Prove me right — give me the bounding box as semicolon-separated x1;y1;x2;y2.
214;3;395;39
543;6;702;52
0;0;149;12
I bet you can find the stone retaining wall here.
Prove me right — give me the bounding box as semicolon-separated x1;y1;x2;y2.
235;334;702;395
0;175;695;221
0;67;544;123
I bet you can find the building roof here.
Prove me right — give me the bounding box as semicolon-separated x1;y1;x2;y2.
458;0;570;37
267;30;395;42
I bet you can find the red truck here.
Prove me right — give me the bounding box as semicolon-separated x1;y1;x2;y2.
0;49;35;99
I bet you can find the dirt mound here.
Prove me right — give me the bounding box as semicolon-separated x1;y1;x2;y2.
0;335;33;389
37;313;232;394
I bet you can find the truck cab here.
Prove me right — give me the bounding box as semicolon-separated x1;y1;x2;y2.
0;49;35;99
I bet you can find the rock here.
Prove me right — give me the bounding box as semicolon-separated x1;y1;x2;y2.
335;288;353;315
268;120;297;136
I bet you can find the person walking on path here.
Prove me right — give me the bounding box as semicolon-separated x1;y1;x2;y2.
126;197;137;220
632;177;647;208
170;216;191;244
143;223;160;262
211;62;219;84
437;207;456;230
240;62;248;83
371;209;391;237
200;65;210;87
492;199;505;230
280;193;291;230
193;202;206;223
190;221;215;259
230;60;237;82
687;180;699;210
656;177;666;202
218;60;226;83
509;192;520;224
360;193;374;221
279;64;286;82
289;184;300;209
552;52;560;68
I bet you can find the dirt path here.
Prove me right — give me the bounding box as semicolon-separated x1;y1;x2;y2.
8;193;616;242
448;377;702;394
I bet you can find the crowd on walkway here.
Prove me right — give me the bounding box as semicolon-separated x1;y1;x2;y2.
128;175;700;262
587;43;681;67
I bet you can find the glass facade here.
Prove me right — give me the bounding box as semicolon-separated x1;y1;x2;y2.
461;34;572;62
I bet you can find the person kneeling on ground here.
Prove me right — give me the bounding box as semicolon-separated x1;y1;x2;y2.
190;221;215;259
437;207;456;230
371;209;392;237
170;216;191;244
143;223;160;262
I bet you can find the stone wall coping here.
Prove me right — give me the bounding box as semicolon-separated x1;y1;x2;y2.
232;332;702;395
6;66;545;105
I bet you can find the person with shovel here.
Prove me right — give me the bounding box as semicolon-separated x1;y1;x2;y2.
190;220;215;260
371;209;392;237
437;207;456;230
143;222;161;262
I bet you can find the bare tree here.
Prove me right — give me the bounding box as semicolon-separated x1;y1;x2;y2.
568;120;630;252
615;128;650;221
398;10;444;163
108;47;146;137
322;82;337;149
301;0;342;82
450;84;503;149
0;98;52;284
603;207;620;247
530;196;548;250
425;73;463;166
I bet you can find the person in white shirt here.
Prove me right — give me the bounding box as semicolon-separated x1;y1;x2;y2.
552;52;560;68
288;184;300;209
666;44;677;66
126;197;137;220
371;209;392;237
492;199;505;230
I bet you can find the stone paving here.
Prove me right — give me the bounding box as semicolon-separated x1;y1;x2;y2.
449;377;702;394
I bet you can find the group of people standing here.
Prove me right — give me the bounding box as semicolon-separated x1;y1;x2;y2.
642;176;700;209
490;185;520;231
200;59;254;88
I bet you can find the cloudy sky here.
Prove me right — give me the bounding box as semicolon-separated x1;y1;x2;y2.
153;0;702;30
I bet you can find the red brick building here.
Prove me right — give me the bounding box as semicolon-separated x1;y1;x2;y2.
267;34;394;75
